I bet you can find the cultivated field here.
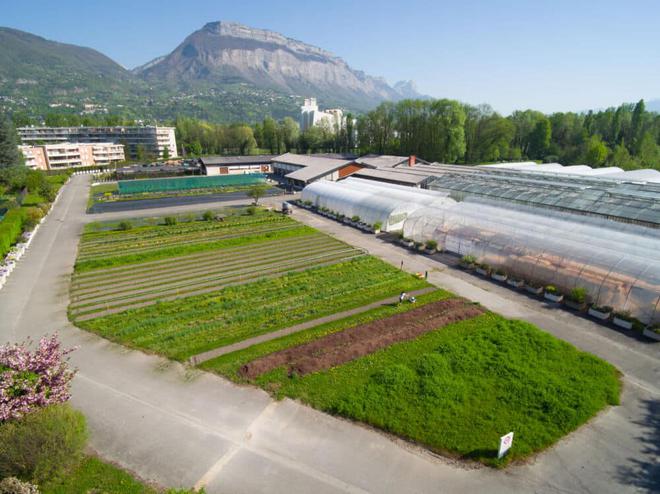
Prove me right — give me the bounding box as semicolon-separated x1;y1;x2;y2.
71;210;428;359
202;295;621;466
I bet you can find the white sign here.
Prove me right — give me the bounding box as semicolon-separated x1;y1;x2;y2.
498;432;514;459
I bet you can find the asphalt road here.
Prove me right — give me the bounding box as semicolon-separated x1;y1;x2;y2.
88;187;285;214
0;175;658;493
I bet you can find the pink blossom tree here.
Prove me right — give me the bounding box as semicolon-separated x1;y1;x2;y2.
0;334;76;422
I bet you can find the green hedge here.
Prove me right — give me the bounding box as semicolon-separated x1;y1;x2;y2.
0;208;26;258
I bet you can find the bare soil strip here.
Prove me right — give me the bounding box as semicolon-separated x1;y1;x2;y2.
240;298;485;379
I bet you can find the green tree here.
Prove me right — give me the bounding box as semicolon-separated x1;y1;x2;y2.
637;131;659;168
246;184;269;205
528;118;551;159
582;135;610;166
262;117;280;153
609;143;637;170
162;145;170;160
0;117;23;167
279;117;300;152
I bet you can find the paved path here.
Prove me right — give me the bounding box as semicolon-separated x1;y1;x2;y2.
0;175;658;493
189;287;437;365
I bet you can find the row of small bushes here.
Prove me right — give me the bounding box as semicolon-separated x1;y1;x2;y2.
299;201;382;232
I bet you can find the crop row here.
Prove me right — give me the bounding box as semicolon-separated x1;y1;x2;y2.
70;249;365;319
71;243;361;304
72;233;336;286
75;257;429;360
77;223;300;260
81;214;289;247
74;225;315;272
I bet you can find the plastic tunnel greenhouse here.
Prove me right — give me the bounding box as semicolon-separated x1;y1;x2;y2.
301;178;660;324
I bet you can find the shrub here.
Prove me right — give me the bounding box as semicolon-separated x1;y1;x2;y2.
545;285;558;294
425;240;438;250
351;215;360;222
494;268;506;276
246;206;257;216
0;334;77;421
0;208;26;258
117;221;132;231
373;222;382;231
397;231;405;240
613;311;636;323
460;254;476;265
591;305;613;313
567;287;587;304
0;404;87;485
22;208;43;231
0;477;39;494
202;210;215;222
163;216;177;226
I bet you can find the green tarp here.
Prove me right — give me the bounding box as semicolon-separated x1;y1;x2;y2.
118;174;266;194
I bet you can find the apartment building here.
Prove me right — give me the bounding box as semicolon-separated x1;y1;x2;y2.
17;126;178;159
18;143;125;170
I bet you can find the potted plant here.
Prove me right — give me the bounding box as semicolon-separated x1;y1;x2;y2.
373;222;382;234
564;287;588;311
424;240;438;254
544;285;563;303
506;277;524;288
525;282;544;295
491;268;508;282
459;255;476;270
350;215;360;226
612;311;637;330
588;305;613;321
413;241;424;251
475;263;490;276
643;324;660;341
403;237;415;248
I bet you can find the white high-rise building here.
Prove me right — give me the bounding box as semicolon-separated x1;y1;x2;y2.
300;98;344;133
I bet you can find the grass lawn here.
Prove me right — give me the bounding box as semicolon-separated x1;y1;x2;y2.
76;256;429;360
40;456;195;493
204;311;620;467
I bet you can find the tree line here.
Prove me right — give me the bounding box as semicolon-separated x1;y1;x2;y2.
357;99;659;169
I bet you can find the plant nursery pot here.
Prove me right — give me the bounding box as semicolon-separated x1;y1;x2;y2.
588;308;612;321
460;263;475;271
405;242;415;249
373;229;381;234
544;292;564;303
506;279;524;288
613;317;633;330
525;286;543;295
492;273;508;282
424;248;437;255
642;328;660;341
564;300;586;311
475;268;489;276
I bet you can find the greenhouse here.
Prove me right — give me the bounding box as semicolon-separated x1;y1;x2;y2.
302;179;660;323
117;174;266;194
301;178;454;231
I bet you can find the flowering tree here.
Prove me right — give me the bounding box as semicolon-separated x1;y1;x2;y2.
0;334;76;422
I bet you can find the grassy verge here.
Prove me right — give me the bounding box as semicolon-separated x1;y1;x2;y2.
206;312;620;467
76;256;429;360
40;456;195;493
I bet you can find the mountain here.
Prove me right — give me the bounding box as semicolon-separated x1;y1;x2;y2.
0;23;424;122
0;27;146;111
135;21;417;112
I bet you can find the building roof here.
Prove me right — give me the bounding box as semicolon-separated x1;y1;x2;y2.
273;153;357;183
355;154;431;168
352;168;430;186
200;155;275;166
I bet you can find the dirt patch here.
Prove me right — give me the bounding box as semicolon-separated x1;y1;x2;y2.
240;298;484;379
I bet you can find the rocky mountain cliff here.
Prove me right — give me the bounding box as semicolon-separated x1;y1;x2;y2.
135;21;422;111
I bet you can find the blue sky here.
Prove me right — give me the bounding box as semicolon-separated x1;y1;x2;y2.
3;0;659;114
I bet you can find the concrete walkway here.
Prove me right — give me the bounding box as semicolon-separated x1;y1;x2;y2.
189;286;436;365
0;175;657;494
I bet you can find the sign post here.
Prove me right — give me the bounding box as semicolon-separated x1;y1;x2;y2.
498;432;514;459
